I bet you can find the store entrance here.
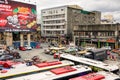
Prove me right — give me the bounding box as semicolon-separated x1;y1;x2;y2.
12;32;20;48
12;32;20;41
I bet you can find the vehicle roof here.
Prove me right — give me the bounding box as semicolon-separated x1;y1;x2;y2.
88;48;107;53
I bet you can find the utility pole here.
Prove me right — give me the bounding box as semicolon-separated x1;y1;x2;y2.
78;32;80;47
115;23;119;49
84;32;86;47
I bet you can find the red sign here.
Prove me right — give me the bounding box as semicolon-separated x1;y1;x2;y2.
0;0;37;32
0;19;7;26
106;38;115;43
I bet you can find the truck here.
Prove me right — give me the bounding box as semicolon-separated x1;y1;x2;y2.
84;48;107;61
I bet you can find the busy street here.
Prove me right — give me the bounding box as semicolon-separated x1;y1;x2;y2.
0;0;120;80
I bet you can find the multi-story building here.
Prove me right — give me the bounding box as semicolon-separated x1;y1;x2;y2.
73;24;120;49
41;5;101;43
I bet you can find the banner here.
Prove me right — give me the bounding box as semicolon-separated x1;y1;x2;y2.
0;0;37;32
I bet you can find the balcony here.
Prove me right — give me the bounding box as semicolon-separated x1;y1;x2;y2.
45;34;65;37
43;18;65;21
43;23;65;26
42;13;65;16
44;28;65;31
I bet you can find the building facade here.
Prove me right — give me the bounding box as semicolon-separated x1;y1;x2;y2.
0;0;38;48
41;5;67;43
41;5;101;43
73;24;120;49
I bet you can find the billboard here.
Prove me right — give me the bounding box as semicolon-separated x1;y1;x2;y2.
0;0;37;32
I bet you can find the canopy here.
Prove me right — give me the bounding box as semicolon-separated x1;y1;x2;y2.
49;47;65;50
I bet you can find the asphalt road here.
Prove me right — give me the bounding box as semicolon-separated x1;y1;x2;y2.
17;43;58;62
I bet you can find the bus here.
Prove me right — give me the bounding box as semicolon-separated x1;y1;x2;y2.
0;60;74;79
97;71;120;80
7;65;92;80
69;71;120;80
60;53;119;73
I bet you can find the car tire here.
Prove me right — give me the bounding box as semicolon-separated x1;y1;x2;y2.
16;56;21;59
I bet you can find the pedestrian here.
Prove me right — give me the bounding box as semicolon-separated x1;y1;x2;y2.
109;54;113;60
113;55;117;61
107;50;110;55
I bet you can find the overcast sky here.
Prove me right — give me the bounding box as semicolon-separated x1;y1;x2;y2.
36;0;120;23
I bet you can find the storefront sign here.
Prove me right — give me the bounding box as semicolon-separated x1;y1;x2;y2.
106;38;115;43
0;0;37;32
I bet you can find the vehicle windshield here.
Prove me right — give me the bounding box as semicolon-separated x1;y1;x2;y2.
9;47;14;50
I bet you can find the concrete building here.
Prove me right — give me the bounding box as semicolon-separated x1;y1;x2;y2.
73;23;120;49
41;5;101;43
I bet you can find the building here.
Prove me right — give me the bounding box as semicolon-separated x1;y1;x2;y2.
0;0;38;48
73;23;120;49
41;5;101;43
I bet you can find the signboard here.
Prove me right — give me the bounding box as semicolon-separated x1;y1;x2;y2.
0;0;37;32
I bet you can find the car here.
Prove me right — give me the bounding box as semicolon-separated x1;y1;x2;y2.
44;48;51;54
0;47;4;56
5;46;21;59
76;46;85;51
0;55;14;61
64;47;78;53
77;50;88;55
53;51;62;59
6;46;15;53
50;42;58;47
54;52;60;59
6;46;15;51
10;51;21;59
19;46;26;51
24;45;32;50
36;44;43;49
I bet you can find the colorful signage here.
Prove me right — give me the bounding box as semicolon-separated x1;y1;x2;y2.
0;0;37;32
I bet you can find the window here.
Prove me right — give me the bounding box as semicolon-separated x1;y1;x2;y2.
62;31;64;34
24;35;27;40
42;11;45;13
56;10;58;13
49;11;52;14
61;9;64;11
13;32;20;41
31;35;33;41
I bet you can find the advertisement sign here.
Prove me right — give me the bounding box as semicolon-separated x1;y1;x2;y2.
0;0;37;32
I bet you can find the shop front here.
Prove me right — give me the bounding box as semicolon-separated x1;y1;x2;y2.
75;37;116;49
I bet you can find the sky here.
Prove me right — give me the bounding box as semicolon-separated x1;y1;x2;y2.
36;0;120;23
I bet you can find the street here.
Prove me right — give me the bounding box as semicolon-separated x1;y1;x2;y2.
15;43;120;77
17;43;58;62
